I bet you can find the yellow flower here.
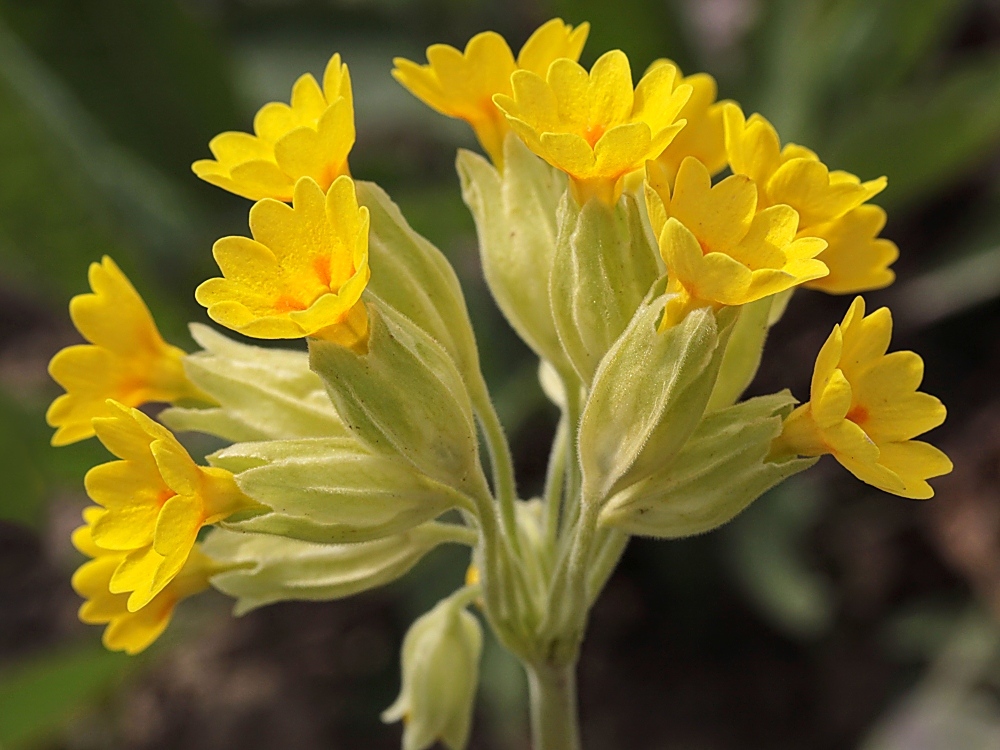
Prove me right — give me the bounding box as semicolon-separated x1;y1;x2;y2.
196;175;370;349
774;297;952;499
723;104;887;231
724;104;895;294
648;59;728;184
646;157;828;329
493;50;692;205
393;18;589;169
85;401;257;612
46;256;205;447
803;205;899;294
193;54;354;202
71;507;216;655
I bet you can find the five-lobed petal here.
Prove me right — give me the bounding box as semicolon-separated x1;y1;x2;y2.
193;54;354;201
647;157;829;328
85;401;256;612
196;175;371;347
46;256;205;447
71;506;216;655
775;297;952;498
392;18;589;168
494;49;692;204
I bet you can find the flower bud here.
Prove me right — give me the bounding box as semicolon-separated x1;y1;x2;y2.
457;134;570;373
203;523;462;615
309;301;484;496
358;181;483;389
549;191;661;383
208;437;460;543
600;392;817;537
161;323;346;442
578;300;737;503
382;596;483;750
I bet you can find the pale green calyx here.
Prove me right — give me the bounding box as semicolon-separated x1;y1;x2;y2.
208;437;468;543
458;134;570;374
578;300;738;504
549;189;661;383
309;301;486;499
599;392;819;537
161;323;347;442
382;592;483;750
203;522;472;615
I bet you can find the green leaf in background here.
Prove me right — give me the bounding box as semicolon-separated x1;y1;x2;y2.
724;476;834;640
0;646;127;749
0;394;51;528
0;0;239;181
825;55;1000;209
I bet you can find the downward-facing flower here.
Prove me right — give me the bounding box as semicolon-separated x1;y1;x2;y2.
724;104;896;293
773;297;952;498
193;54;354;202
493;50;692;205
71;507;216;654
393;18;589;169
648;59;728;184
802;205;899;294
196;175;370;349
47;256;206;447
724;104;886;231
647;156;828;329
85;401;257;612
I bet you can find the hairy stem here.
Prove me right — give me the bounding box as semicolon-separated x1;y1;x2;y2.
472;385;521;556
527;662;582;750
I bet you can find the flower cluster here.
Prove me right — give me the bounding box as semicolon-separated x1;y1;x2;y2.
48;17;949;750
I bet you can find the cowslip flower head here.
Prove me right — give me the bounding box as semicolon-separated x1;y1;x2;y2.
646;156;829;329
802;205;899;294
393;18;589;169
648;59;728;184
71;507;215;654
773;297;952;498
85;401;257;612
47;256;205;447
193;54;354;202
196;175;371;350
723;103;887;231
493;50;692;205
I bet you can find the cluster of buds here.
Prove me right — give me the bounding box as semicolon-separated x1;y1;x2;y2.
49;18;950;749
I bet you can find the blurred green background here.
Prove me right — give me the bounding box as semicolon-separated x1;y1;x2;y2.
0;0;998;748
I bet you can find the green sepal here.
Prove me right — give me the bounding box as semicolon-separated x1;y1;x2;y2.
208;437;459;544
548;191;660;383
358;180;483;393
309;301;484;497
383;594;483;750
579;301;737;503
457;135;569;373
203;522;462;615
599;392;818;538
160;324;346;442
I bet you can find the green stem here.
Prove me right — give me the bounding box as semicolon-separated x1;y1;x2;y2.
527;662;581;750
585;530;628;604
471;383;521;556
543;416;569;551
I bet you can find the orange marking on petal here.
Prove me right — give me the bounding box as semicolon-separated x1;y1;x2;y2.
274;294;307;313
584;123;605;147
157;488;177;508
698;238;712;255
312;256;332;289
847;404;869;426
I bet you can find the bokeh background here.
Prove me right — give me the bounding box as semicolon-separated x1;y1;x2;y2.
0;0;999;747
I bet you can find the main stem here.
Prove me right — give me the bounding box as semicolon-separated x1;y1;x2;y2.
527;662;581;750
